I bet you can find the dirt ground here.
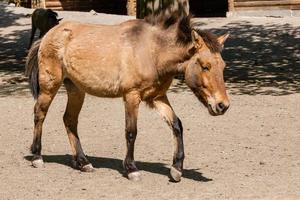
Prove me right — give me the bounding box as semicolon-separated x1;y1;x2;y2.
0;2;300;200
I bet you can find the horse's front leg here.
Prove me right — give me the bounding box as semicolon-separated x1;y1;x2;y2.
153;95;184;182
123;92;141;181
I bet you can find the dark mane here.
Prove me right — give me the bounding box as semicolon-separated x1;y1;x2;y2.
144;12;180;29
145;13;192;45
145;13;222;53
194;29;223;53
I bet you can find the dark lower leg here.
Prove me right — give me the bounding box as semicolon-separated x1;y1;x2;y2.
171;117;185;171
124;129;138;173
71;140;91;169
31;104;43;158
31;129;42;161
64;121;91;169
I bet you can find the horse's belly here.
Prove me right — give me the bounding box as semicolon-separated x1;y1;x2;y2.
68;73;122;98
64;62;123;98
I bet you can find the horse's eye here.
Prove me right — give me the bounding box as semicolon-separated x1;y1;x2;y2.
202;66;210;72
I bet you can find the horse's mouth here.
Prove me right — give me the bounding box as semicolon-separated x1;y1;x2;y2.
207;104;228;116
207;104;219;116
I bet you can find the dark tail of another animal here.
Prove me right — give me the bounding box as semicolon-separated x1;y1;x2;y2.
25;39;41;99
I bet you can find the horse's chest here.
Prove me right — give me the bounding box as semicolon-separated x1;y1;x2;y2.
140;78;173;101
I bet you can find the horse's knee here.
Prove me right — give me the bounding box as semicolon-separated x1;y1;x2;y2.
34;112;45;125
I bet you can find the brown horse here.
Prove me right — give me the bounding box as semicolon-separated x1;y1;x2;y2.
25;14;230;182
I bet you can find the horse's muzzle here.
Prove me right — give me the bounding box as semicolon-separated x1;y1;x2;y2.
208;102;229;116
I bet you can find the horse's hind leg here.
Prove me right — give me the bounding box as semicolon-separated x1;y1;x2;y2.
153;95;184;182
63;79;94;172
31;93;57;167
31;66;62;167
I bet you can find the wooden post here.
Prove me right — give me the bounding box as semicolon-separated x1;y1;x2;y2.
127;0;137;16
228;0;234;12
31;0;44;8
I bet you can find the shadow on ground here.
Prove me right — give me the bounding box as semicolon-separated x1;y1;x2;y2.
24;154;212;182
0;4;30;70
0;4;31;96
171;21;300;96
0;4;29;28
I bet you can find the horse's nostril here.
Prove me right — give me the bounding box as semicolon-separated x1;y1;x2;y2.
217;102;225;111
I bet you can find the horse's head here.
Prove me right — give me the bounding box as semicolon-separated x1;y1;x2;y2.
46;9;62;28
184;30;230;116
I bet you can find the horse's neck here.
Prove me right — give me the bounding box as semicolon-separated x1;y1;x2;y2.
154;39;190;76
140;23;191;76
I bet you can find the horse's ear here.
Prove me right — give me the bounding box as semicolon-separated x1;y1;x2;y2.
191;30;204;49
217;33;229;46
46;9;58;17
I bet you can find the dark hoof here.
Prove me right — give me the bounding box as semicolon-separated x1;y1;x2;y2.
31;157;44;168
127;171;141;181
170;166;182;182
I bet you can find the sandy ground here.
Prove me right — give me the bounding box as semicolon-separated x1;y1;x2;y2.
0;2;300;200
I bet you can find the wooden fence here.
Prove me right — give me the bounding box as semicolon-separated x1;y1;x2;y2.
233;0;300;10
21;0;300;16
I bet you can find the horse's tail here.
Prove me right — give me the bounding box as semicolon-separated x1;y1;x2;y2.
25;39;41;99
